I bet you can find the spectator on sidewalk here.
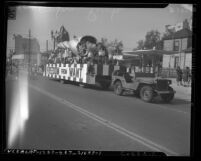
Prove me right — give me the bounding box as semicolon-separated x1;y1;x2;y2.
188;69;192;86
183;66;190;87
176;66;183;86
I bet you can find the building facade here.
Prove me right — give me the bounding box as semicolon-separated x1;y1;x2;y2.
40;51;51;66
14;34;41;66
162;28;192;77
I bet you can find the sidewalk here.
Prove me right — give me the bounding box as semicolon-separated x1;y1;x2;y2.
169;78;191;102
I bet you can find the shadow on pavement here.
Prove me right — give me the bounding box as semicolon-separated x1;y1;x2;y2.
121;93;191;105
39;77;192;105
152;96;191;106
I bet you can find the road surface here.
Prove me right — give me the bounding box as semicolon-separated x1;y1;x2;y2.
6;71;191;156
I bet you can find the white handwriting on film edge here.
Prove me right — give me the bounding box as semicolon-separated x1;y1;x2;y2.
87;8;122;22
56;8;76;18
55;7;122;21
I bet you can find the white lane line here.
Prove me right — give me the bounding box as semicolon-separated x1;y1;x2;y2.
29;84;179;156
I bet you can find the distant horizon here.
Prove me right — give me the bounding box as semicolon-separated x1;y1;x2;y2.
7;4;192;55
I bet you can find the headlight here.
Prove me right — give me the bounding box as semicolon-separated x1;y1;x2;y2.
168;80;172;84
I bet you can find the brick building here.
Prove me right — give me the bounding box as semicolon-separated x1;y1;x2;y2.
14;34;41;66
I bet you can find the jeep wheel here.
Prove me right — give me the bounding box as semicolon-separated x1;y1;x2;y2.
114;81;123;95
160;87;174;103
140;86;154;102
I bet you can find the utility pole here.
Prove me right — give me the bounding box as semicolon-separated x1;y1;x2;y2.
46;40;48;52
51;30;57;51
28;29;31;75
53;37;55;51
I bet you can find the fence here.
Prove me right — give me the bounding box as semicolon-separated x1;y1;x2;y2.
160;68;177;78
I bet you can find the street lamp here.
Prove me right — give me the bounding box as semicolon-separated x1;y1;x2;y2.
28;29;31;77
51;30;58;51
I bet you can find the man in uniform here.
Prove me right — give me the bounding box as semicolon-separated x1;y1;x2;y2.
176;66;183;86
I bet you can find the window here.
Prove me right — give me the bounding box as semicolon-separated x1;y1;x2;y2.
174;40;180;51
174;57;179;68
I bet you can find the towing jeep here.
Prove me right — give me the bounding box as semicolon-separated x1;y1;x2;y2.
111;49;177;103
112;70;175;102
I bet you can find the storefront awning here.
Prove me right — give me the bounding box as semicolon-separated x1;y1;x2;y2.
12;54;24;60
123;50;179;56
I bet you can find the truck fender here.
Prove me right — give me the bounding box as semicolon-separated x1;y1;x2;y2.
113;79;122;86
132;81;140;90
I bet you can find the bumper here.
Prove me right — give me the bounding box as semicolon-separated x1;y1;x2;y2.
155;90;176;94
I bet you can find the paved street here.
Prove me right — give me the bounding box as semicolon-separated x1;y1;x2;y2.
6;71;191;156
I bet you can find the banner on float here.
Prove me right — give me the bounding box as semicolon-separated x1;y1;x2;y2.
46;64;88;83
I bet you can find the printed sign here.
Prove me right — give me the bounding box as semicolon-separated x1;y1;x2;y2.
61;69;67;74
46;64;88;83
69;68;82;78
48;67;59;75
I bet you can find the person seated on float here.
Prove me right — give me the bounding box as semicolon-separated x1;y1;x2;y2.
61;49;67;64
66;50;73;64
48;54;52;63
64;57;68;64
97;42;108;64
74;55;81;64
86;48;96;74
77;42;86;62
108;53;114;64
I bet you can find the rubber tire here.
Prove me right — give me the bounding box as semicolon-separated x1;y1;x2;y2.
100;82;110;90
160;87;174;103
79;83;88;88
60;79;65;84
140;86;154;102
114;81;123;95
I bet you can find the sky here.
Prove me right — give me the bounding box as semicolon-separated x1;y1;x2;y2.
7;4;193;54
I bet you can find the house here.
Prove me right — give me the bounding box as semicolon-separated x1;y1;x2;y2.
163;28;192;52
161;28;192;77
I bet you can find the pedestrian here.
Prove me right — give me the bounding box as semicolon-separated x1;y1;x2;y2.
176;66;182;86
183;66;190;87
15;63;19;80
188;69;191;86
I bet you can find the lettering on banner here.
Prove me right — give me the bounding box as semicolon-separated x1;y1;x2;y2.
69;67;83;79
57;68;60;74
49;67;54;74
61;69;67;74
49;67;58;74
46;67;49;73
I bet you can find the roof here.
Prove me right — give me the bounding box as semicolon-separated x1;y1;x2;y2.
123;49;179;55
12;54;24;60
182;47;192;53
41;51;51;56
163;28;192;40
80;35;97;44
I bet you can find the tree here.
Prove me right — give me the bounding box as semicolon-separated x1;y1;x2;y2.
136;40;144;50
144;30;161;49
101;38;123;55
109;39;123;55
101;38;109;47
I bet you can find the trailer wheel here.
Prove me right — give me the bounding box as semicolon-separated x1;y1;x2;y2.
100;82;110;90
114;81;123;95
140;86;154;102
79;83;88;88
60;79;65;84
